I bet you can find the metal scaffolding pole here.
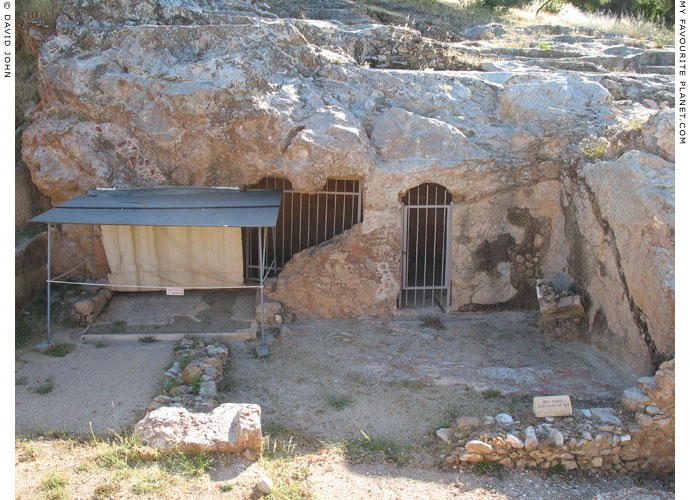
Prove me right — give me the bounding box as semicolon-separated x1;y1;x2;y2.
90;224;96;283
257;226;269;357
46;223;52;345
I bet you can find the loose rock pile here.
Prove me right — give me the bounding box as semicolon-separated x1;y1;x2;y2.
148;337;230;413
536;279;586;340
439;360;674;474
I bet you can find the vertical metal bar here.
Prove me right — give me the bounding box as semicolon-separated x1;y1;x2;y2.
445;203;453;309
440;203;448;308
249;228;255;280
243;228;248;279
432;185;438;304
350;180;355;228
420;184;424;306
281;186;285;271
331;184;338;238
324;187;329;241
414;188;419;307
400;206;408;308
91;224;96;283
298;192;303;252
46;223;52;345
272;226;277;276
315;193;320;245
357;181;362;223
341;180;346;233
258;226;266;350
307;194;311;248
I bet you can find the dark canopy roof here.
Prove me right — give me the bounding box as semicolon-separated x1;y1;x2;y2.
30;187;283;227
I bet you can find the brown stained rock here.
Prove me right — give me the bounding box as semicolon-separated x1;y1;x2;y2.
255;299;283;326
134;404;262;454
455;416;482;430
267;225;400;318
183;366;202;384
459;453;485;463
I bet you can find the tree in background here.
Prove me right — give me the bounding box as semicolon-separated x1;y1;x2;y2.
481;0;674;26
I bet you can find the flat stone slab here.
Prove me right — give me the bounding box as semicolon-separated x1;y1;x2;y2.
134;403;262;454
82;324;256;343
94;293;210;326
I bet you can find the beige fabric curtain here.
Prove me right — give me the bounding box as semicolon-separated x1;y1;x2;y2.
101;225;244;291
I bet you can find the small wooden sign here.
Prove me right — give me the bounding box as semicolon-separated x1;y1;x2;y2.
165;287;184;296
533;395;573;417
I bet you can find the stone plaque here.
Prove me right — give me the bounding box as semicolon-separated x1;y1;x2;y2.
533;395;573;417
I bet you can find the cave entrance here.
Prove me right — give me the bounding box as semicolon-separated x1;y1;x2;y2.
399;183;453;309
243;176;362;281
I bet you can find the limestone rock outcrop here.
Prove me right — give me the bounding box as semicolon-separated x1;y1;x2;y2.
568;151;674;373
21;0;674;376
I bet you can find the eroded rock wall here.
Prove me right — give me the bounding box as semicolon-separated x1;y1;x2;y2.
22;1;674;374
563;151;674;375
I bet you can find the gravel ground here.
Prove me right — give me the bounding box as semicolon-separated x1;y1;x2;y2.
225;312;636;442
15;325;174;434
14;309;674;499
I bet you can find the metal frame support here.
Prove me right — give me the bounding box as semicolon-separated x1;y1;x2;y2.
40;221;277;351
91;224;96;283
256;226;269;357
46;223;52;345
445;202;453;311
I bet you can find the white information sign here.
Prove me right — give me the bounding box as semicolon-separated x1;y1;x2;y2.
533;395;573;417
166;287;185;296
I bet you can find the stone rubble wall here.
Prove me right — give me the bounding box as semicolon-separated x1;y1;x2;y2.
148;337;230;413
440;360;674;474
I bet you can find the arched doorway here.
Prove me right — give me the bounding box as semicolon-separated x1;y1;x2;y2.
399;183;453;308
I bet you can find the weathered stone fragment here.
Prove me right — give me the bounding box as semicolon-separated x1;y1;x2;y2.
455;416;481;430
435;428;453;444
524;426;538;450
183;366;202;383
134;404;262;454
465;440;493;454
622;387;652;412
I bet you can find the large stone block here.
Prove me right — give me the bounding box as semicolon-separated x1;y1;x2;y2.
134;403;262;454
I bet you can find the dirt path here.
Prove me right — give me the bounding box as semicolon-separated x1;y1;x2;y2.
15;326;174;434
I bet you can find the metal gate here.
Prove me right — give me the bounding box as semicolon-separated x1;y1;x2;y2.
243;176;362;281
399;183;452;308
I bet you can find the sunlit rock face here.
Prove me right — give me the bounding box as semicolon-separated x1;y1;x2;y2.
24;0;674;375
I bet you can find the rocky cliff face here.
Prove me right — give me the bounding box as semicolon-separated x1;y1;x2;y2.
22;0;674;375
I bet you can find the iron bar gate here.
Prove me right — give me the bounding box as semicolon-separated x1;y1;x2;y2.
399;183;453;309
243;177;362;281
